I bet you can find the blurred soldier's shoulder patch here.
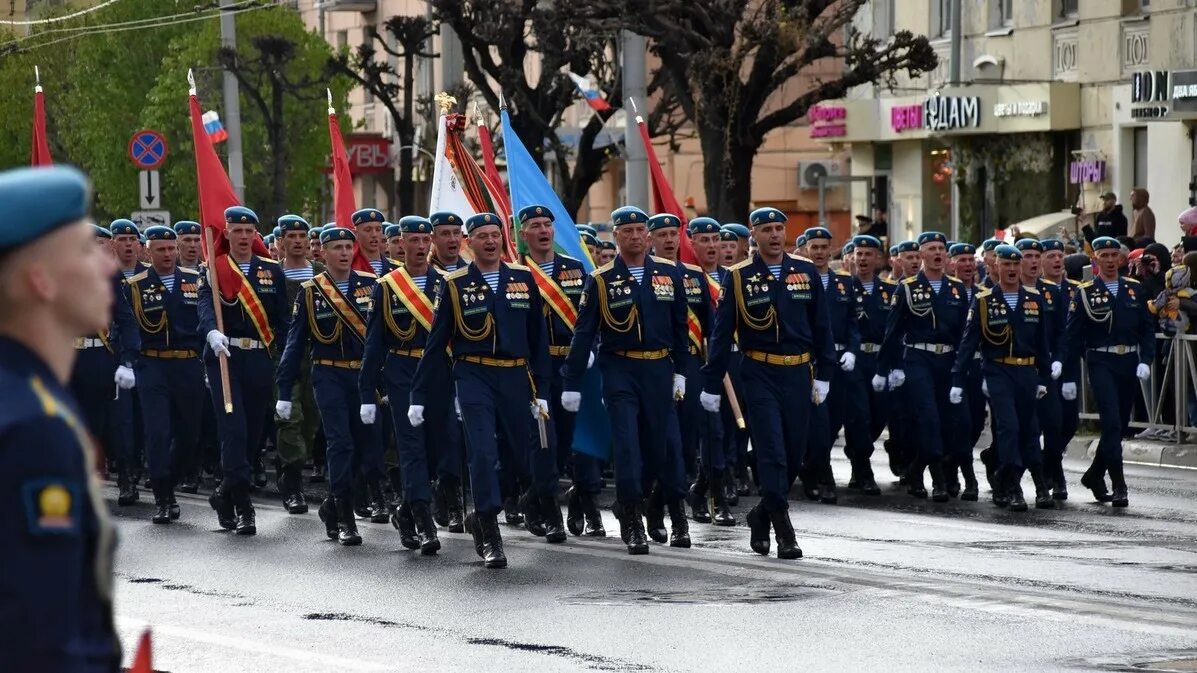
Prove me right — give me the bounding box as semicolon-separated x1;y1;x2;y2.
23;479;79;535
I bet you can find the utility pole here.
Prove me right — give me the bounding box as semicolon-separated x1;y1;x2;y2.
621;29;648;209
948;0;963;240
220;0;245;199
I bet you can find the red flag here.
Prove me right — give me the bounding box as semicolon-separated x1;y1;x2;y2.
31;84;52;167
128;629;153;673
327;107;374;273
188;88;268;300
635;115;697;266
476;119;509;210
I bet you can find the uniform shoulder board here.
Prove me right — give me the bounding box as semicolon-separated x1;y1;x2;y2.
878;277;898;288
387;258;402;267
1125;276;1141;284
683;262;703;273
255;255;280;265
592;261;616;276
787;253;814;263
1079;279;1095;288
976;287;993;298
728;258;753;272
1040;278;1058;286
300;280;315;289
128;271;149;283
1024;286;1040;295
1067;278;1083;286
178;266;200;276
353;270;377;279
431;266;450;277
556;253;580;266
650;255;676;266
902;276;918;285
446;267;470;281
506;262;530;272
834;268;852;276
947;275;963;283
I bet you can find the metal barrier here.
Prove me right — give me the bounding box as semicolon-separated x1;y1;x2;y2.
1077;332;1197;442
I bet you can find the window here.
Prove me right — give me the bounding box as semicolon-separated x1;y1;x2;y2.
1059;0;1078;17
335;30;348;51
873;0;895;40
999;0;1013;26
936;0;952;36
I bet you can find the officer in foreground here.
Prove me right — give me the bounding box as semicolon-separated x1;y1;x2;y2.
0;166;121;671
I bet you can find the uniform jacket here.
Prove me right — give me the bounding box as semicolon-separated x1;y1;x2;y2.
855;275;898;348
951;285;1052;387
1058;275;1156;381
198;254;290;350
879;271;970;374
359;264;446;401
528;253;587;351
124;266;203;352
820;267;863;354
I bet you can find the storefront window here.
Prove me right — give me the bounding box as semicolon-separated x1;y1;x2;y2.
1134;127;1149;190
924;144;953;234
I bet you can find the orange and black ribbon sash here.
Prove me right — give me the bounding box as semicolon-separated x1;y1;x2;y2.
226;257;275;347
311;273;367;341
527;256;578;331
381;268;435;332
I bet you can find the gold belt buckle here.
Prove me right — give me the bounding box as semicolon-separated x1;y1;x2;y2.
782;355;795;365
934;344;945;354
1115;345;1128;355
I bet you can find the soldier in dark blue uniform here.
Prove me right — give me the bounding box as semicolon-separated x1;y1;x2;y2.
701;207;835;560
979;238;1001;288
199;206;290;535
849;234;894;495
716;224;752;502
518;205;592;541
951;245;1052;511
125;225;205;523
945;243;984;499
429;211;468;273
1053;236;1155;507
359;215;447;553
877;231;971;501
352;208;399;275
562;206;690;555
1041;238;1082;495
0;166;121;671
410;213;551;568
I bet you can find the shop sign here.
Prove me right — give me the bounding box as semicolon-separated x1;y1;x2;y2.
809;105;847;138
1069;160;1106;185
993;101;1047;117
923;95;981;131
1170;70;1197;114
890;104;923;132
1130;70;1169;120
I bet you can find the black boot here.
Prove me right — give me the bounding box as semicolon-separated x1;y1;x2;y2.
819;464;838;505
209;485;236;530
167;488;180;520
520;490;546;537
336;496;362;546
979;447;997;490
710;471;736;526
929;462;949;503
724;468;740;506
233;484;256;535
854;460;881;496
463;510;484;557
1109;464;1129;508
480;513;507;569
502;495;524;526
944;458;961;498
799;466;821;501
906;466;928;499
565;486;585;536
252;458;268;490
432;479;450;527
960;461;980;501
643;486;668;544
390;501;420;550
581;492;606;537
318;497;338;540
615;502;648;554
177;472;199;494
667;498;691;548
446;482;465;533
411;501;441;555
687;473;711;523
735;464;751;496
353;476;372;520
1081;462;1113;503
1030;465;1055;509
367;479;390;524
151;479;171;524
540;494;567;543
746;503;771;556
117;470;140;506
282;465;308;514
768;508;803;560
1052;463;1069;501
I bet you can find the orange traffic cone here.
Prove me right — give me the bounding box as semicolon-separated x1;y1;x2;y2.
128;629;152;673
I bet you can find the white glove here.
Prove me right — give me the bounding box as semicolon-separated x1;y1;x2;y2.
700;391;721;413
1136;363;1151;381
275;400;292;420
531;399;549;420
839;351;856;372
1050;361;1062;380
587;352;595;369
812;379;830;405
561;391;581;413
949;386;963;404
982;379;989;398
380;395;389;406
1036;385;1048;399
1061;382;1077;400
359;403;376;425
887;369;906;389
206;329;231;357
871;375;887;392
672;373;686;400
114;365;136;390
454;397;462;421
407;404;425;427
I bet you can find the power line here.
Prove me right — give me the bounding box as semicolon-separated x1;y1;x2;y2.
0;0;122;26
1;0;259;46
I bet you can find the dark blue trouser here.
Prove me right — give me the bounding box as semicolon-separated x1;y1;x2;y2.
137;356;204;481
454;361;532;515
857;351;889;444
1034;382;1065;482
677;353;704;476
552;356;601;495
833;364;872;465
699;404;726;475
425;371;463;485
204;347;274;488
70;347;134;470
382;354;432;504
524;362;565;499
599;355;682;505
312;364;382;500
964;357;987;451
719;351;749;469
985;363;1040;485
1086;352;1137;469
903;350;970;467
1058;380;1080;448
740;357;811;512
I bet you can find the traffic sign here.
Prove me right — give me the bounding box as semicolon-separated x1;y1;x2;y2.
131;210;171;230
139;170;160;209
128;129;168;170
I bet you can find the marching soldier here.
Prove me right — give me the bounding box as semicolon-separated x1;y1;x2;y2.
110;218;147;279
598;240;617;265
562;206;690;555
385;223;406;264
948;242;984;499
410;212;551;569
125;226;205;524
1053;236;1155;508
352;208;397;275
0;166;122;672
848;234;893;495
716;222;752;500
309;225;325;263
199;206;290;535
1041;238;1082;491
175;220;203;268
177;222;212;493
895;240;920;278
951;244;1052;511
980;239;1001;288
840;240;857;276
578;225;601;263
876;231;970;502
430;211;467;272
701;207;835;560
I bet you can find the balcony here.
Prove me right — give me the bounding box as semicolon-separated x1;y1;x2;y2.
320;0;377;12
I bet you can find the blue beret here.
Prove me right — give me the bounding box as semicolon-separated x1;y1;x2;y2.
144;225;176;241
852;235;882;250
93;224;112;239
995;244;1022;261
398;215;433;235
320;227;356;245
1014;238;1043;253
1091;236;1120;252
429;211;461;228
981;238;1001;252
889;245;900;255
600;240;616;250
173;221;201;235
278;215;310;233
896;240;919;254
351;208;386;226
647;214;681;231
1040;238;1065;252
688;217;721;235
518;205;554;224
917;231;947;247
110;219;139;236
580;232;599;247
795;235;808;247
0;166;91;251
749;207;786;226
384;224;402;238
308;225;325;240
263;234;275;246
139;235;147;244
611;206;648;226
842;242;856;255
271;226;282;238
576;224;599;238
464;212;501;234
721;223;750;239
225;206;258;226
949;243;976;257
804;226;832;241
719;229;737;241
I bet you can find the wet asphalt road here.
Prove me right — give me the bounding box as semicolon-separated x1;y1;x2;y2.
108;451;1197;673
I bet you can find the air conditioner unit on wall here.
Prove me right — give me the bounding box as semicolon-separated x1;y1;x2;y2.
798;160;843;189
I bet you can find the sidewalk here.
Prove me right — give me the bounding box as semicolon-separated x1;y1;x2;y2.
1066;435;1197;470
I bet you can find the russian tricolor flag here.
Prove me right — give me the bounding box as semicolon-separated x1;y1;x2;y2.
202;110;228;144
566;71;611;112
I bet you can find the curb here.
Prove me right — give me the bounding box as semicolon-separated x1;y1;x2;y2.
1065;436;1197;470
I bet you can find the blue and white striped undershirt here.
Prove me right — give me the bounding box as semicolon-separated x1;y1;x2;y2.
862;278;874;295
1104;279;1119;297
238;262;251;275
538;261;555;276
335;280;350;295
121;268;137;280
929;278;943;294
628;266;644;283
767;264;782;279
370;258;385;275
708;271;720;284
818;272;830;290
413;275;427;291
283;265;313;282
160;274;175;292
482;271;501;291
1003;291;1019;310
